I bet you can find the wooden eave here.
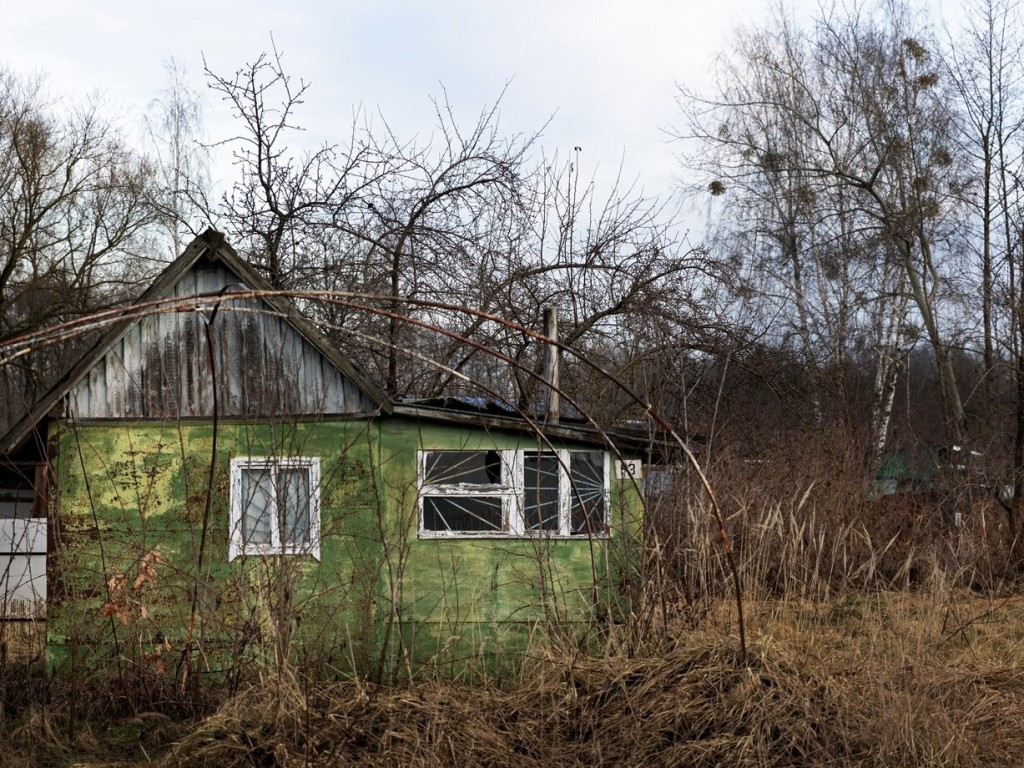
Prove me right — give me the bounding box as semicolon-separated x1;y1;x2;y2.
1;229;391;456
391;402;672;458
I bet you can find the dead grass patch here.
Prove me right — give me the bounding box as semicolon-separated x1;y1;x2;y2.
5;594;1024;766
142;595;1024;767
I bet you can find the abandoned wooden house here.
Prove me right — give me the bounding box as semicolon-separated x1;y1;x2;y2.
0;230;645;676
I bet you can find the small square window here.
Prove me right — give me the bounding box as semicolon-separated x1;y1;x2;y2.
229;457;320;559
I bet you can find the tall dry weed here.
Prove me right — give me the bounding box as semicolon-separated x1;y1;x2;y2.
149;607;1024;768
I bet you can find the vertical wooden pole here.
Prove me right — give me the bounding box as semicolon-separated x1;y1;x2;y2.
542;306;559;424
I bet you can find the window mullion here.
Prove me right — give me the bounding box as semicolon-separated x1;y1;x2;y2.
558;450;571;536
270;467;282;551
229;461;242;560
507;450;524;535
602;452;611;528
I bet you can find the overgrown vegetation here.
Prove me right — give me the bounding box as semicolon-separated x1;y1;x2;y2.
7;0;1024;764
6;485;1024;767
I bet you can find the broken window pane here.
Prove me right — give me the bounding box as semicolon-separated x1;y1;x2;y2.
424;451;503;485
417;449;610;538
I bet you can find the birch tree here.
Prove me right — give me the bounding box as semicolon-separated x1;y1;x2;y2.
677;1;967;455
145;57;210;259
946;0;1024;545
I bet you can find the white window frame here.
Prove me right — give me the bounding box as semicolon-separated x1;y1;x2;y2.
417;449;609;538
229;457;321;560
418;450;519;536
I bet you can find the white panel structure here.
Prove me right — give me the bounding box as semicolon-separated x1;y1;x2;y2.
0;488;45;618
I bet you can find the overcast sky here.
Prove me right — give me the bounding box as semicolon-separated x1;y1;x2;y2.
0;0;960;241
0;2;791;197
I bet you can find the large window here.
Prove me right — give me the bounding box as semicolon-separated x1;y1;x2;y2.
418;450;608;537
229;457;321;559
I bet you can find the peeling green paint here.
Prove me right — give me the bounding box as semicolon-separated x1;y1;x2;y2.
48;415;641;678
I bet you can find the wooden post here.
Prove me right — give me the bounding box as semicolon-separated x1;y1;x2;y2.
542;306;559;424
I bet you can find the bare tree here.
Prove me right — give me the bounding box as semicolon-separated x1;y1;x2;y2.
203;46;723;416
346;92;536;396
677;0;969;455
491;157;726;417
204;43;384;289
0;68;157;428
945;0;1024;545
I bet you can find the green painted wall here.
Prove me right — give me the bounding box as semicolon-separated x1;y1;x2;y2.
374;419;641;672
48;415;641;679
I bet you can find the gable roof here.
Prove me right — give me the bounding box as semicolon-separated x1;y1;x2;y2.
1;229;391;457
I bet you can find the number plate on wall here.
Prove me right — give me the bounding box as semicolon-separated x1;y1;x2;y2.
616;459;642;480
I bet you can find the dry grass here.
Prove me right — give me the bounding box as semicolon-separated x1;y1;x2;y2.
22;593;1007;768
5;604;1024;766
7;491;1024;766
649;482;1014;609
140;483;1024;765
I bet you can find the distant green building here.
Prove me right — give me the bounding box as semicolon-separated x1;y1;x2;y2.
0;231;644;679
873;448;942;496
872;444;981;498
